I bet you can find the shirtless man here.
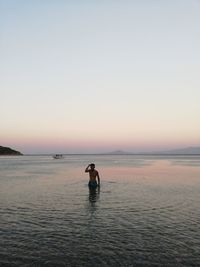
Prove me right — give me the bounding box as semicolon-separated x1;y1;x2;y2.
85;163;100;188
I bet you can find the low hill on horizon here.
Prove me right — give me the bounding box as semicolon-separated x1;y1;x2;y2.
106;146;200;155
155;146;200;155
0;146;23;156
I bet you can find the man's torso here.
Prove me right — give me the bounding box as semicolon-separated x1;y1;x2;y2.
89;170;98;182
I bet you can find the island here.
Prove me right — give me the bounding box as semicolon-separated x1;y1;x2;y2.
104;146;200;155
0;146;23;156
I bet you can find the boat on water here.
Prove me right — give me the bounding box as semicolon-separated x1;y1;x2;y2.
53;154;64;159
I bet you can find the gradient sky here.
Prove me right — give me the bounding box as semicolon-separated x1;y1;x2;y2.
1;0;200;154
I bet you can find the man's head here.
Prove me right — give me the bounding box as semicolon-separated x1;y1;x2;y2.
90;163;95;170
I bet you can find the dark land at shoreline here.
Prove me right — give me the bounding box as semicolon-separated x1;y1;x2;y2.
0;146;23;156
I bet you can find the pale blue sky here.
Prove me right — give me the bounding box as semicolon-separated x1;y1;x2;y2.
1;0;200;153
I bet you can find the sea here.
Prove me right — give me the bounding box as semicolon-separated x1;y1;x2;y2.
0;154;200;267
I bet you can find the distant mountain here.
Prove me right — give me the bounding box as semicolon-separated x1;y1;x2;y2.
106;150;131;155
105;147;200;155
0;146;23;155
154;146;200;155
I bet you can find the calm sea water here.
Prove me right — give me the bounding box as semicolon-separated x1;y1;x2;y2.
0;155;200;267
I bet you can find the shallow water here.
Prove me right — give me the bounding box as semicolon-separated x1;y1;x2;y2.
0;155;200;267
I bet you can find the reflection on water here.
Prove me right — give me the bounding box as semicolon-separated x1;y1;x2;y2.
89;186;100;204
170;157;200;167
0;155;200;267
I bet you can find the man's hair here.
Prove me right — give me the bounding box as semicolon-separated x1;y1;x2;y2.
91;163;95;168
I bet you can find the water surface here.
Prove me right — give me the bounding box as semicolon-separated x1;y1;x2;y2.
0;155;200;266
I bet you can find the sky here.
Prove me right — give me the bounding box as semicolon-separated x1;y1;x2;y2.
1;0;200;154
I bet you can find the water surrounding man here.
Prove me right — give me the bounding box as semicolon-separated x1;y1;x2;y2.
85;163;100;188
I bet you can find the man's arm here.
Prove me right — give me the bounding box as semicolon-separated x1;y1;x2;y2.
85;164;91;172
97;172;100;186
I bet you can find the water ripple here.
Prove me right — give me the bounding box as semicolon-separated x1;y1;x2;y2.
1;155;200;266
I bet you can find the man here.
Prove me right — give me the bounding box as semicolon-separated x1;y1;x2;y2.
85;163;100;188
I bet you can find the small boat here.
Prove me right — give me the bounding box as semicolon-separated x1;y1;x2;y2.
53;154;64;159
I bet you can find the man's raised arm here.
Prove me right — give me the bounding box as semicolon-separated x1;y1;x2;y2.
85;164;90;172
